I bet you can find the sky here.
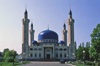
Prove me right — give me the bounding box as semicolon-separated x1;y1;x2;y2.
0;0;100;54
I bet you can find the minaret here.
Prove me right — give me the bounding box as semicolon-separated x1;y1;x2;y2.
22;7;30;59
29;21;35;46
67;7;75;60
62;21;67;46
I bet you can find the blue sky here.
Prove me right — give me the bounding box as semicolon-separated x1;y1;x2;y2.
0;0;100;54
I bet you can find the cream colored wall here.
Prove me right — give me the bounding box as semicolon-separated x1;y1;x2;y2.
29;46;43;59
54;46;68;59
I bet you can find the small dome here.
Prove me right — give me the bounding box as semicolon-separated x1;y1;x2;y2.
38;30;58;40
59;41;65;44
32;40;37;44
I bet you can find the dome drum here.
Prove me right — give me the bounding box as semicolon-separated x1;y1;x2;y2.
38;39;58;43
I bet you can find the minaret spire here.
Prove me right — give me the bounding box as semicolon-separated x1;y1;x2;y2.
25;5;27;11
24;5;28;19
69;5;72;19
48;25;49;30
62;20;67;46
31;19;33;30
63;20;66;30
30;19;35;46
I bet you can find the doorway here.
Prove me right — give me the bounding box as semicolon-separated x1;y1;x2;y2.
47;54;50;59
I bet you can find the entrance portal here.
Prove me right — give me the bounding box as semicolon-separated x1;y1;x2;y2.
47;54;50;59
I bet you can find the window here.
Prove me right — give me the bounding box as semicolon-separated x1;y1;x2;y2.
30;54;32;57
56;54;58;57
64;54;66;57
60;48;62;51
55;48;58;51
60;54;62;57
35;54;37;57
39;54;41;57
34;48;37;51
30;48;33;51
64;48;67;51
39;48;42;51
47;50;50;52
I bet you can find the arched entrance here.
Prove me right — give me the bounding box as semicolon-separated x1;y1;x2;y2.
44;47;53;59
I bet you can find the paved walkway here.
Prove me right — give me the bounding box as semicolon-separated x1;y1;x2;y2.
18;62;76;66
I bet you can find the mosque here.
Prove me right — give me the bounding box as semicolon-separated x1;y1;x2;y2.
21;8;76;61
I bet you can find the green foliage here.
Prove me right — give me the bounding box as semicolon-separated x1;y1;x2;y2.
0;52;3;57
3;48;9;56
4;50;18;62
76;45;90;60
0;62;23;66
89;24;100;61
85;62;92;65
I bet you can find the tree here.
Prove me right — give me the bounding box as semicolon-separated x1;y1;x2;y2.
3;48;9;56
76;45;83;60
82;42;84;47
4;50;18;62
76;43;90;61
74;41;77;59
89;24;100;61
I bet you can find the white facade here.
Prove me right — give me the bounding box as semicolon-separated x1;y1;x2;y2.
21;8;76;61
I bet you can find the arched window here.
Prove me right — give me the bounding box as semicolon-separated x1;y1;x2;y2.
64;54;66;57
56;53;58;57
60;54;62;57
35;54;37;57
30;48;33;51
30;54;32;57
47;49;50;52
39;48;42;51
60;48;62;51
55;48;58;51
34;48;37;51
64;48;67;51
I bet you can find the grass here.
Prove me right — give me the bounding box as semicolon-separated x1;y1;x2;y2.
69;63;93;66
0;61;30;66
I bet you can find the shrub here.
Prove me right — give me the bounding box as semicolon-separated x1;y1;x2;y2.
85;62;92;65
5;57;13;62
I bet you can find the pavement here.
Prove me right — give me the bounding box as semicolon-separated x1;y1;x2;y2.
18;62;76;66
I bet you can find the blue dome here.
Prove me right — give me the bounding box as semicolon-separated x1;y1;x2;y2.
32;40;37;44
59;41;65;44
38;30;58;40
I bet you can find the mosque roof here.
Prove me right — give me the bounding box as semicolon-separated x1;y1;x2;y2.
38;30;58;40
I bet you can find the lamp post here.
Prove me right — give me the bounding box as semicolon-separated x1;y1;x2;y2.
23;53;25;61
12;50;15;66
72;53;74;62
67;55;69;61
83;50;85;66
